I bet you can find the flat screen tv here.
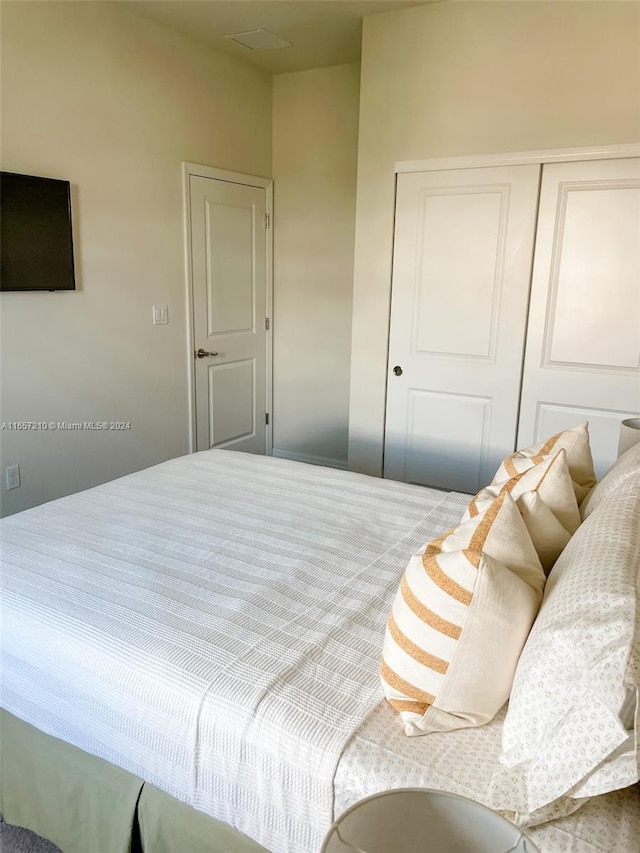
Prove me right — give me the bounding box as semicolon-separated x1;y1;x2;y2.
1;171;76;291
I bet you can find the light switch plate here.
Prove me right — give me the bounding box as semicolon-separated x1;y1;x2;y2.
152;305;168;325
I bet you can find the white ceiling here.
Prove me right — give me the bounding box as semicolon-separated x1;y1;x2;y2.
125;1;435;74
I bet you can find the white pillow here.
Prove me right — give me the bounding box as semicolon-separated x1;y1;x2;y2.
488;470;640;826
381;493;545;736
580;442;640;520
516;491;571;575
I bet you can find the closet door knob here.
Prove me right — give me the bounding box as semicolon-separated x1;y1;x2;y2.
393;365;403;376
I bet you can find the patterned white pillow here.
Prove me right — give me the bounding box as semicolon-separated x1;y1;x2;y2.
464;449;581;535
381;493;545;736
580;442;640;520
488;470;640;826
492;422;596;504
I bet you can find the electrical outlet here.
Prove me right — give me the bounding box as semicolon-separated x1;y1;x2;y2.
6;464;20;490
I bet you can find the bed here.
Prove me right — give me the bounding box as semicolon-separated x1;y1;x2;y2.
1;445;639;853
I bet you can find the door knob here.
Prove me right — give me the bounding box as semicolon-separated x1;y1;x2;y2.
196;348;219;359
393;365;403;376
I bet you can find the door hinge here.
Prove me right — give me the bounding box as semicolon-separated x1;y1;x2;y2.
264;213;271;229
265;413;270;425
265;317;270;331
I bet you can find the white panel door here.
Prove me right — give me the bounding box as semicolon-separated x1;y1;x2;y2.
190;175;268;453
518;158;640;477
384;165;540;493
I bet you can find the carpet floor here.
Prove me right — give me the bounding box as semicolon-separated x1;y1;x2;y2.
0;818;63;853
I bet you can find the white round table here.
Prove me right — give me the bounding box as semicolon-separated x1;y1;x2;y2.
321;788;539;853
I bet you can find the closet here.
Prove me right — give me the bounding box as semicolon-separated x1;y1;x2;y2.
384;151;640;494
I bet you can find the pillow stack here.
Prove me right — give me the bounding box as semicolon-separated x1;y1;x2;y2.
488;444;640;826
381;492;545;736
382;423;640;830
464;423;596;573
381;422;598;738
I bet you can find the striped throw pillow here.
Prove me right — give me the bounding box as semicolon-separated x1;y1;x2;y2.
493;422;596;504
463;449;581;535
381;493;545;736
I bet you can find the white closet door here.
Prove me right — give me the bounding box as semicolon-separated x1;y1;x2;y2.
384;165;540;494
518;158;640;477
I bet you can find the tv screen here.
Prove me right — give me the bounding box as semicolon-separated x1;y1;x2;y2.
1;171;76;292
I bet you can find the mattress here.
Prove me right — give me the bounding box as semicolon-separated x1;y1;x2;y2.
0;449;470;853
335;700;640;852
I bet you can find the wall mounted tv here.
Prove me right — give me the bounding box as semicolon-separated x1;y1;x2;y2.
1;171;76;292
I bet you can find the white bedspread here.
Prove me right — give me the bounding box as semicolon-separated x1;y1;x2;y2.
0;449;469;853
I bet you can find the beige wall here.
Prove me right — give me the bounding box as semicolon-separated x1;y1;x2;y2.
272;63;360;466
4;1;637;513
349;1;640;476
0;1;271;515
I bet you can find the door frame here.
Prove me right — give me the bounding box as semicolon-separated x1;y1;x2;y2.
395;142;640;175
182;162;274;454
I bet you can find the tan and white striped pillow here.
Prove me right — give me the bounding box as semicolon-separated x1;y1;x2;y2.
463;449;581;535
493;423;596;504
381;493;545;736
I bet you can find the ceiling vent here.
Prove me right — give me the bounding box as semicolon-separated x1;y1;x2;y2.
225;29;292;51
